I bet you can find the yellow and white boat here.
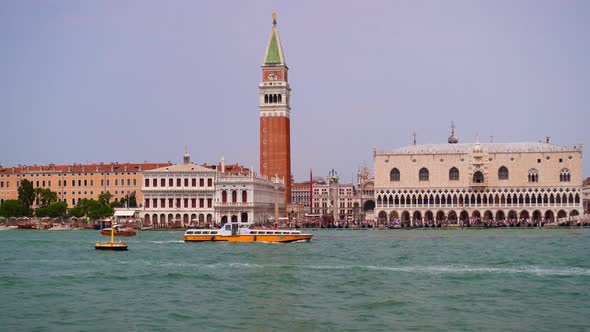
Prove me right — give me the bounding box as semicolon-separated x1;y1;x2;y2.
183;223;313;243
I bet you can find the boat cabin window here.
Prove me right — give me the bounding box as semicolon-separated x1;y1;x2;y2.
225;225;231;231
211;232;217;234
202;231;209;234
251;231;258;234
194;231;201;234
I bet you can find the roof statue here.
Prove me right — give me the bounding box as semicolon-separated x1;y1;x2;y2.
473;133;482;153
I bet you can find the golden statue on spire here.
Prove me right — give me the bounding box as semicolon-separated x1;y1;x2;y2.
272;12;277;24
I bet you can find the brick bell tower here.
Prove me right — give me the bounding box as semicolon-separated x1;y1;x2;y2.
259;12;292;205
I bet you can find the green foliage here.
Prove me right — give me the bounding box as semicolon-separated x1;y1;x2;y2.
35;202;67;218
98;192;112;206
0;200;27;217
68;198;113;221
17;179;35;216
119;192;137;208
34;188;58;207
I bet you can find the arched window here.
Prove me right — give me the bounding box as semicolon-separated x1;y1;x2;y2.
473;171;484;183
560;168;571;182
419;168;429;181
278;94;282;103
449;167;459;181
498;166;509;180
242;190;247;203
232;190;237;203
264;94;269;103
528;169;539;183
273;94;278;103
222;190;227;203
390;168;400;181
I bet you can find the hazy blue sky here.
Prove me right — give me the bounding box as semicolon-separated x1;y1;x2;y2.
1;1;589;182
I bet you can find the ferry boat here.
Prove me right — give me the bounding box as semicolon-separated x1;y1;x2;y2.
184;223;313;243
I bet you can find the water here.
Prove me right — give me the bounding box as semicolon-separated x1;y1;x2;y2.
1;229;589;331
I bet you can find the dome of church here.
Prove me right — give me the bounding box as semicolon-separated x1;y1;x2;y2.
448;134;459;144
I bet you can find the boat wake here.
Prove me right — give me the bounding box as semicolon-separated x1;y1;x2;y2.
145;240;185;244
207;263;590;276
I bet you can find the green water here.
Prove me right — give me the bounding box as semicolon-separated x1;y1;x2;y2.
1;229;589;331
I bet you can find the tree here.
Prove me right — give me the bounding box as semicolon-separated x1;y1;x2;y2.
68;198;113;220
17;179;35;216
98;192;112;206
34;188;58;207
0;200;27;217
36;202;67;218
119;192;137;208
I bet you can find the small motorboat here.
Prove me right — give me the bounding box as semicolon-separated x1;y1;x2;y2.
100;224;136;237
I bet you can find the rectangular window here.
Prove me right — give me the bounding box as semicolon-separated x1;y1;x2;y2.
184;198;188;208
72;180;75;187
145;179;149;187
192;179;196;187
107;179;110;186
84;180;87;186
200;178;204;187
161;179;165;187
145;199;150;208
152;198;158;208
42;181;45;187
184;178;188;187
133;179;136;186
177;179;181;187
78;180;81;186
207;198;212;208
176;198;181;208
161;198;166;208
207;179;212;187
153;179;157;187
90;180;93;186
58;180;61;187
115;179;118;186
169;178;173;187
192;199;196;208
199;198;204;208
127;179;130;186
169;198;173;208
72;198;75;206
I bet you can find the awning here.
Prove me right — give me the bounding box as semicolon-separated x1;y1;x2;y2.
114;210;136;217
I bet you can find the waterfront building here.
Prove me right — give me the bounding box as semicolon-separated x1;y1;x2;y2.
0;162;168;209
373;132;583;224
215;161;285;225
259;13;292;205
292;170;359;222
141;152;216;228
141;153;285;227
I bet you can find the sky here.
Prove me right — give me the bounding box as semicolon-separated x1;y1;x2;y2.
1;1;589;183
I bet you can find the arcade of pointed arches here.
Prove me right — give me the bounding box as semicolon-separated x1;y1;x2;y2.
375;187;582;223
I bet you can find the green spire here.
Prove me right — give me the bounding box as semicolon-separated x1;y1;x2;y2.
263;13;286;66
265;31;281;64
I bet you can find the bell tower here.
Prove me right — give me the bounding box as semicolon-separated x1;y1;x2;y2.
259;12;292;204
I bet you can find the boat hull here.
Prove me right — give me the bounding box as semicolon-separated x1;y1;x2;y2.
184;234;312;243
100;230;136;237
94;242;128;251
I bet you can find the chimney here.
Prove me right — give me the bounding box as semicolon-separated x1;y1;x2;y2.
221;157;225;173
